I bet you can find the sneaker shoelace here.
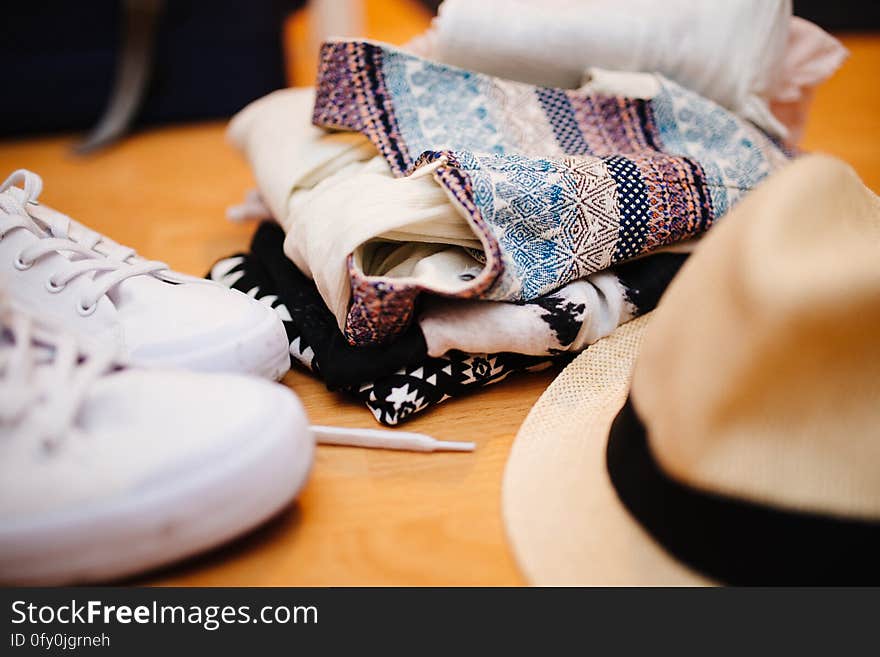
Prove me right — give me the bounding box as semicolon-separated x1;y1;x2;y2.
0;301;117;446
0;169;170;315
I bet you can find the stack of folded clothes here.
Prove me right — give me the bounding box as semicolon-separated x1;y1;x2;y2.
209;0;846;425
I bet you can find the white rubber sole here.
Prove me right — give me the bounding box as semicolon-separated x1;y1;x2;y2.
0;389;314;585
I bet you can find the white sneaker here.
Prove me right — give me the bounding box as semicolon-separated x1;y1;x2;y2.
0;297;314;584
0;169;290;379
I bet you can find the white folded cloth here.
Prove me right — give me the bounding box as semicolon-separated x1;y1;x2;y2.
227;88;478;329
408;0;845;142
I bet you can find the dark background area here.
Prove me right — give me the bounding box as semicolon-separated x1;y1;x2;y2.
0;1;302;138
794;0;880;30
1;0;877;139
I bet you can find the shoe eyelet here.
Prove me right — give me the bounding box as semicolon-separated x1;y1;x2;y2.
77;299;97;316
14;254;33;271
45;278;65;293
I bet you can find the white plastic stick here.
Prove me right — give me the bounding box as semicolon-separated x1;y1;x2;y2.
310;425;475;453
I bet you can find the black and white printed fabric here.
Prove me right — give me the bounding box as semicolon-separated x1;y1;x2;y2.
352;352;556;425
208;223;556;424
419;251;687;357
208;222;687;425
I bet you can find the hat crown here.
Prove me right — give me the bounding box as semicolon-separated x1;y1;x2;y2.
631;156;880;519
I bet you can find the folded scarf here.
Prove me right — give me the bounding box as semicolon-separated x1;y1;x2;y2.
208;222;687;424
310;40;790;346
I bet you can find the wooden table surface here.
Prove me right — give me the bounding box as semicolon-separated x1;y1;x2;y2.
1;23;878;585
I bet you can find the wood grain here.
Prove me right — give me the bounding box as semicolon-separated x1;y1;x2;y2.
1;18;878;585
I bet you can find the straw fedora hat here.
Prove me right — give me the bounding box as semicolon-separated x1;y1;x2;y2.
502;155;880;585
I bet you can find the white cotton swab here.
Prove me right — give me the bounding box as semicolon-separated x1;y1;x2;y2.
310;425;475;453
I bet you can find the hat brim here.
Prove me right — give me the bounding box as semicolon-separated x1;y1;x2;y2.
501;314;713;586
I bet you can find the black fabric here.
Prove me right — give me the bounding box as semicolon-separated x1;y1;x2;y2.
221;222;430;389
251;223;430;388
615;253;688;315
606;397;880;585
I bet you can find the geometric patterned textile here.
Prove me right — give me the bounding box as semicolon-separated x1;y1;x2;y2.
313;40;789;345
